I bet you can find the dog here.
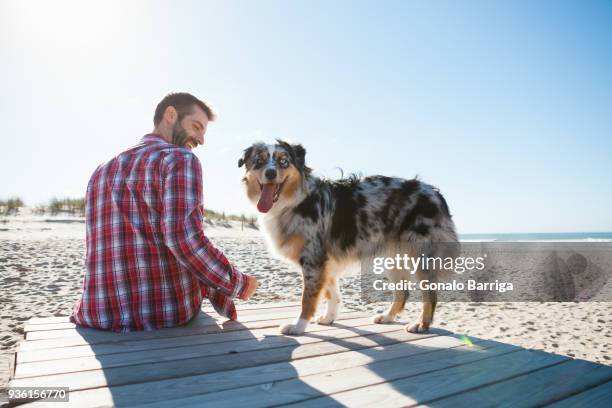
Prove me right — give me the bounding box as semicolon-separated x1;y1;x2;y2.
238;140;459;335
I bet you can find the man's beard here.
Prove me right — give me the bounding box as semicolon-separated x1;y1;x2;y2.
171;121;190;148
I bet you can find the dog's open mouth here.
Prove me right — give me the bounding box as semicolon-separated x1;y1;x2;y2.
257;177;287;213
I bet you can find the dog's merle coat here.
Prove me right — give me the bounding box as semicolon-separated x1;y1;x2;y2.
239;140;458;335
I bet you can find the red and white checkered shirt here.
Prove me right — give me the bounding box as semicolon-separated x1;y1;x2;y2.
71;134;254;332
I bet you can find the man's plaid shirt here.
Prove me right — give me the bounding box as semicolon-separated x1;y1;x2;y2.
70;134;254;332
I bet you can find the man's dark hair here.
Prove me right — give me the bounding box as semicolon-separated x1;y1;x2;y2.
153;92;216;125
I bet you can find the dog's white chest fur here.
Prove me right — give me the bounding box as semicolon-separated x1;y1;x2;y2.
259;213;299;263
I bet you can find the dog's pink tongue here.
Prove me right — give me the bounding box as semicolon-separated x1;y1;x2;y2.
257;183;276;213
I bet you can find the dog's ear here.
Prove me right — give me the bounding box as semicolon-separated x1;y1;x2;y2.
238;146;254;168
291;144;307;169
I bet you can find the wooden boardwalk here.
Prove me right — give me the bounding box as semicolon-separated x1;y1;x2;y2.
6;302;612;407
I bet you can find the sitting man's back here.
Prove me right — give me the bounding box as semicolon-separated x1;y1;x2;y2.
71;92;256;332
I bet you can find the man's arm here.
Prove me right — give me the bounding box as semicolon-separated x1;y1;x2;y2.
160;152;256;300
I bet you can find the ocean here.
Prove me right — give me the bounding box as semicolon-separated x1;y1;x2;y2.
459;232;612;242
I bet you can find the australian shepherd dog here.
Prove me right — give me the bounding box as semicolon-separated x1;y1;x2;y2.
239;140;459;335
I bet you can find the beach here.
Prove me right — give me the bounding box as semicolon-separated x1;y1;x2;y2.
1;211;611;392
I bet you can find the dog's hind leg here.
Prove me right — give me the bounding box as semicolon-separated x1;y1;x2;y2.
405;239;455;333
373;268;409;324
373;289;407;323
406;287;437;333
317;277;341;325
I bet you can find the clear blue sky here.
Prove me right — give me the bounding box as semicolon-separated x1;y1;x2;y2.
1;0;611;233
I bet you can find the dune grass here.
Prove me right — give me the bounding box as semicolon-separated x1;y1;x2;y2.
204;208;257;228
0;197;24;215
1;195;257;228
47;197;86;216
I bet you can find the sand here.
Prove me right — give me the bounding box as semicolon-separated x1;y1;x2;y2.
1;211;611;394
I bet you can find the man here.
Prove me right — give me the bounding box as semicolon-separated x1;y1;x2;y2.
71;92;257;332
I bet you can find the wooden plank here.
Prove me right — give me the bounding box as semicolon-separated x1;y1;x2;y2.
286;349;569;407
14;322;410;378
23;336;507;408
17;315;382;363
26;316;74;325
25;301;301;325
203;301;300;312
18;311;369;352
424;358;612;407
24;304;302;332
23;307;307;341
550;380;612;407
123;339;522;408
10;327;440;392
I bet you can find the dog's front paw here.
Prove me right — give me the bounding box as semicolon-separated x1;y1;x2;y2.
280;323;305;335
406;321;430;333
316;315;336;325
373;313;396;324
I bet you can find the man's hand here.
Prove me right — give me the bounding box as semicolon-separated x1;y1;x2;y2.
239;276;258;300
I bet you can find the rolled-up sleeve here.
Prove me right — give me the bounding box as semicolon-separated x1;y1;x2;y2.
161;152;253;300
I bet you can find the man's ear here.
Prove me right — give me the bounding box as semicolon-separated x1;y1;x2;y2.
238;146;254;168
163;106;178;125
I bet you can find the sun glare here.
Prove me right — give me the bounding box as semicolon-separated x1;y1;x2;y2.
9;1;129;50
